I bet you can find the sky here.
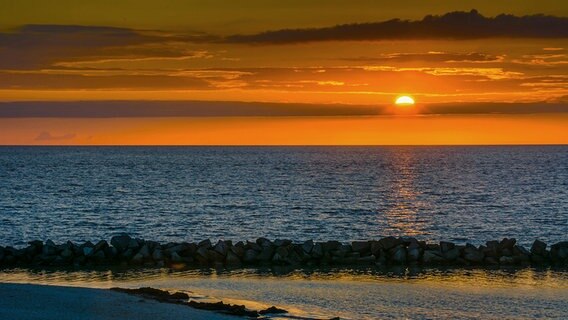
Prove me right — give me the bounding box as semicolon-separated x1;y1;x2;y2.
0;1;567;145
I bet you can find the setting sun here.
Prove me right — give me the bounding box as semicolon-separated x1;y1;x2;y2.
395;96;415;106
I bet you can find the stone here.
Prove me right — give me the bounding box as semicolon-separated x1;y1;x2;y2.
531;239;547;256
499;256;515;265
390;245;407;264
483;241;500;257
407;247;422;261
257;245;275;261
440;241;455;253
82;247;94;257
42;243;58;256
256;238;272;247
138;244;151;259
127;239;140;249
312;243;324;257
214;241;229;256
92;250;106;261
463;245;484;263
351;241;370;254
131;253;144;264
94;240;109;252
225;251;241;266
273;239;291;247
152;249;164;261
357;255;376;263
171;252;184;263
104;247;118;259
323;241;341;252
422;250;445;264
302;240;314;254
499;238;516;251
198;239;212;248
551;242;568;261
370;241;381;256
110;234;132;252
243;249;259;263
206;250;225;263
60;248;73;259
259;306;287;315
275;246;289;258
443;248;460;261
231;243;245;257
378;237;402;251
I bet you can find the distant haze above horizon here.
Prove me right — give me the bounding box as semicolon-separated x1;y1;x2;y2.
1;1;567;144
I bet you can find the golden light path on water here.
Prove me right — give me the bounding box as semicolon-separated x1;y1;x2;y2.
1;267;567;319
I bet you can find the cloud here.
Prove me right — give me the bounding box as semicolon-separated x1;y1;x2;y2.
225;10;568;44
342;52;504;63
0;24;214;69
0;101;381;118
1;100;567;119
35;131;76;141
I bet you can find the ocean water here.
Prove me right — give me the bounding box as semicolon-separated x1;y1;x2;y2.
1;267;567;319
0;146;567;246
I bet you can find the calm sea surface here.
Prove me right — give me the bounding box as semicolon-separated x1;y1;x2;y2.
0;146;567;246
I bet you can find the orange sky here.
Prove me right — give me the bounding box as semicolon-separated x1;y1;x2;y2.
0;2;567;144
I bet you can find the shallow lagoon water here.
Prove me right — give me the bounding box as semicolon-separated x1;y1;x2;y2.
0;267;567;319
1;146;567;246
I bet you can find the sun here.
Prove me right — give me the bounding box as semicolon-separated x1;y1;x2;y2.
395;96;415;106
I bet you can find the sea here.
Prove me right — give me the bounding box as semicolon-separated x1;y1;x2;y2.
1;146;567;319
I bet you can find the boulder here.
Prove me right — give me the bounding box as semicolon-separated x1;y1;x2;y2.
152;249;164;261
407;247;422;261
138;244;151;259
378;237;402;251
531;239;547;256
171;252;184;263
131;253;144;264
311;243;324;258
256;238;272;248
82;247;94;257
351;241;370;254
225;251;241;266
551;242;568;261
390;245;407;264
231;242;245;257
463;245;484;263
257;245;275;261
273;239;292;247
499;238;516;251
302;240;314;254
440;241;455;253
94;240;109;252
323;241;341;252
499;256;515;265
110;234;132;252
198;239;212;249
422;250;445;264
243;249;259;263
92;250;106;262
443;248;460;261
214;241;229;257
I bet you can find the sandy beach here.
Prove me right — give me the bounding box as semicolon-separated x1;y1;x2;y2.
0;283;234;320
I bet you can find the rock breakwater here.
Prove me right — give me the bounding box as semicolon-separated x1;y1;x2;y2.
1;235;567;269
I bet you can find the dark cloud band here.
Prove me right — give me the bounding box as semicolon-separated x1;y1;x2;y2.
0;101;566;118
225;10;568;44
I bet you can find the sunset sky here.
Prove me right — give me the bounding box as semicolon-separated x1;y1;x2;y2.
1;1;567;144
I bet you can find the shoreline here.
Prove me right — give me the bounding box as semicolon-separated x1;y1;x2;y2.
0;283;238;320
1;235;567;270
